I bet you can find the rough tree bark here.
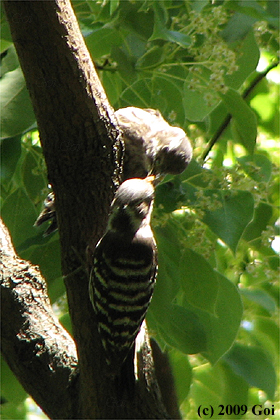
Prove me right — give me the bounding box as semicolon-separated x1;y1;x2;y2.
1;1;173;418
0;219;79;419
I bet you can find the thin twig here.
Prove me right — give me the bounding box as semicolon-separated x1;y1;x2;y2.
201;60;279;161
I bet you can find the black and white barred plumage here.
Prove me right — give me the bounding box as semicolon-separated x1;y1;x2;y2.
89;177;157;371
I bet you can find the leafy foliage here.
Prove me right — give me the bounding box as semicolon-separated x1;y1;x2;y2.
1;1;279;419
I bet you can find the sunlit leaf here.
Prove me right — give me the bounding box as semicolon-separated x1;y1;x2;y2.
202;189;254;253
21;148;46;201
240;288;276;313
237;154;272;183
1;357;27;404
60;313;73;336
243;202;273;244
0;67;36;139
86;27;122;59
224;343;276;400
197;273;243;363
252;317;279;360
192;362;248;419
221;88;257;154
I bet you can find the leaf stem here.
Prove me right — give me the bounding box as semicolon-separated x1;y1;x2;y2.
201;60;279;161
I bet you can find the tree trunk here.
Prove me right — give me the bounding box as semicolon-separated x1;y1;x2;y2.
2;0;171;418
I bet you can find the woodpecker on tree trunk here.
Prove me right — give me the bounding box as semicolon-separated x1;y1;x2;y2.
89;176;157;378
34;107;192;235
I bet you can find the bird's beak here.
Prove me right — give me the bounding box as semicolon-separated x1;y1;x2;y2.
146;175;157;186
146;174;163;187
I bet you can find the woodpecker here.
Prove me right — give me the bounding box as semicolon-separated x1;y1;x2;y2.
34;107;192;235
89;176;157;374
34;192;57;236
115;107;193;180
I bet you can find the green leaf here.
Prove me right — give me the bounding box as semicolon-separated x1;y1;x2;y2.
169;350;192;404
21;239;62;299
202;189;254;253
198;272;243;363
221;13;257;43
109;0;119;16
120;76;184;123
157;303;208;355
0;67;36;139
86;26;122;59
21;148;46;201
151;28;191;47
224;0;279;29
1;357;27;404
221;88;257;154
240;288;276;313
150;224;182;311
220;362;249;415
0;401;27;420
243;202;273;245
225;31;260;90
155;178;187;212
0;45;20;75
252;317;279;360
60;313;73;336
151;272;242;362
0;136;22;184
237;154;272;183
179;248;219;314
101;71;123;107
181;159;214;188
150;2;191;47
111;46;137;84
224;343;276;400
192;363;223;408
1;187;37;250
192;362;248;417
135;45;164;70
191;0;209;12
184;73;219;122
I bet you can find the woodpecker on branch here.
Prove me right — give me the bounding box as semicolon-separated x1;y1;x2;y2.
89;176;157;376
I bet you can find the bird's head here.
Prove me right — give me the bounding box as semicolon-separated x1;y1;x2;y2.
109;176;155;234
152;128;193;176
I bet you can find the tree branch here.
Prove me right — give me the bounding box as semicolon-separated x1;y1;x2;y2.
201;60;279;161
0;218;79;419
